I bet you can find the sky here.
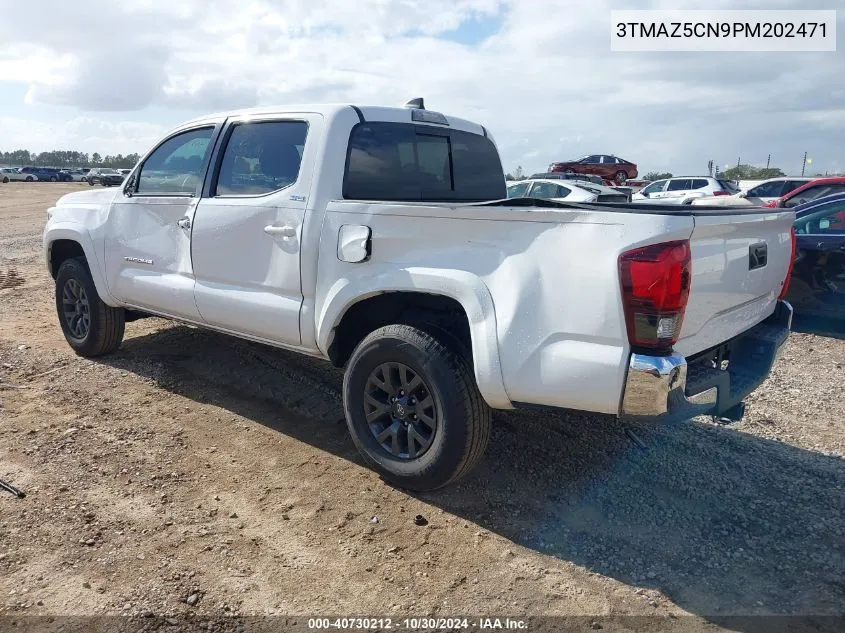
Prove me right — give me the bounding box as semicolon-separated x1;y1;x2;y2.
0;0;843;176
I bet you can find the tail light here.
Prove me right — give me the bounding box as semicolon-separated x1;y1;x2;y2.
619;240;692;352
712;190;731;196
778;227;797;300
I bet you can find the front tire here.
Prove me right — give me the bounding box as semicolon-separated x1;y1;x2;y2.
55;257;125;357
343;324;491;491
2;177;8;184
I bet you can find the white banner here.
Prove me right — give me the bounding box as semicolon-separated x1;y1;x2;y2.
611;10;836;52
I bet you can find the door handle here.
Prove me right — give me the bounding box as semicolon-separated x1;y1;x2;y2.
264;225;296;238
177;218;191;229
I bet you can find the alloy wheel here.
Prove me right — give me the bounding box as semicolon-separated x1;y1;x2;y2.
363;362;438;459
61;278;91;340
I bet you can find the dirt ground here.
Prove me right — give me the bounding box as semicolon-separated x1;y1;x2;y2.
1;183;843;631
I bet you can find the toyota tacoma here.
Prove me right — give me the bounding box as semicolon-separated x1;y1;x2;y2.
43;99;796;490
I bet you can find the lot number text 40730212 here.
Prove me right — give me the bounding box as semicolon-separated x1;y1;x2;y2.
307;617;528;630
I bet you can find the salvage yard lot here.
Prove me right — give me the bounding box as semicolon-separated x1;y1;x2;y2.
1;183;844;626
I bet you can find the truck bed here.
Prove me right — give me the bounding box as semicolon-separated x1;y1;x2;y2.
477;196;795;356
478;196;782;216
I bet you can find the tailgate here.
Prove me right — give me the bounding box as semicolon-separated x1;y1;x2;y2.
675;209;794;357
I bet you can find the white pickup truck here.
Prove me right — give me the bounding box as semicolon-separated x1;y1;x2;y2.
43;99;796;490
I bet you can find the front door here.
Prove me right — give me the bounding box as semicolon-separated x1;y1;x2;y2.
105;124;220;320
581;155;601;176
639;179;668;201
190;115;317;346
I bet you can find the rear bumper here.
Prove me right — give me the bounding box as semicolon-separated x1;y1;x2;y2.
620;300;792;421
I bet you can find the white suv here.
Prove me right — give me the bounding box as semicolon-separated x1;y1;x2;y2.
632;177;740;205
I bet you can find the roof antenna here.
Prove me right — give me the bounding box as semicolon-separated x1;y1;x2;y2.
403;98;425;110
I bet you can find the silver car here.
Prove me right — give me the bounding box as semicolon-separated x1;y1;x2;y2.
0;167;38;183
632;176;740;205
507;178;630;203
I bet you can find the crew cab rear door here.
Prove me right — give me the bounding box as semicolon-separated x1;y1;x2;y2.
190;113;321;346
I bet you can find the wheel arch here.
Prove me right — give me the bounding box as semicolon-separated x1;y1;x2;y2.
316;268;512;409
44;225;118;306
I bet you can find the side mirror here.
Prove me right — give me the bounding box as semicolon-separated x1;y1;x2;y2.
641;191;649;198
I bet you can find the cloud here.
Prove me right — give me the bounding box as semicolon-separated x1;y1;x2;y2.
0;0;843;175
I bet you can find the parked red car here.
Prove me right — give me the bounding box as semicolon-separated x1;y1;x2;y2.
763;177;845;208
549;154;638;184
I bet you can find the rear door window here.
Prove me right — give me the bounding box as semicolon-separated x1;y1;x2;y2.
214;120;307;196
343;122;506;202
667;179;692;191
784;180;809;195
529;182;563;198
690;179;709;189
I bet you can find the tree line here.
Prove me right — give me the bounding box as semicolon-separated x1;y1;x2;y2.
645;165;790;181
0;149;142;169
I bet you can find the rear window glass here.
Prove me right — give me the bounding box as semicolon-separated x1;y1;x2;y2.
691;179;709;189
785;184;845;208
343;122;506;202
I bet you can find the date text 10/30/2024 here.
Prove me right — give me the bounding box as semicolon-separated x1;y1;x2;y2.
307;618;528;630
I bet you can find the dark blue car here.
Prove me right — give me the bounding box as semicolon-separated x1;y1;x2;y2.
786;192;845;319
19;167;73;182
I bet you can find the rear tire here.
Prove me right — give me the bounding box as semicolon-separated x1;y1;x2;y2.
50;176;57;182
614;170;627;184
2;177;8;184
55;257;125;357
26;176;34;182
88;179;94;186
343;324;491;491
